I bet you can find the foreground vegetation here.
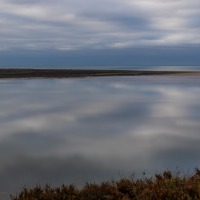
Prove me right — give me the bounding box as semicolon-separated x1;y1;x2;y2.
11;168;200;200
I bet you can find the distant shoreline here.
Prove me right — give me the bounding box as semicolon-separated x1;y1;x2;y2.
0;69;199;79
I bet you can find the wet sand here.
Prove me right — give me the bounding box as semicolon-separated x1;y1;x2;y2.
0;69;199;79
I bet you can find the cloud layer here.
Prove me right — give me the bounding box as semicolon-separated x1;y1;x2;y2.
0;0;200;50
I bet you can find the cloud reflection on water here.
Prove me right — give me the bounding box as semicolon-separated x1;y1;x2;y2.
0;76;200;199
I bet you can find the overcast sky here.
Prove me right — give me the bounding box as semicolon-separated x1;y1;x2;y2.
0;0;200;67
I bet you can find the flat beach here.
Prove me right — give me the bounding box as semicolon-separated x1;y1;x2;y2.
0;69;199;79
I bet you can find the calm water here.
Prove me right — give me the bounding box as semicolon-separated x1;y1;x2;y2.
1;75;200;199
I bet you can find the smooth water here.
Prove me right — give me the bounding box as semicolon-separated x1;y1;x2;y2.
1;76;200;199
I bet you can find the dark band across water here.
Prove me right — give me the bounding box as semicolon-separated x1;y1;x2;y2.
0;69;198;78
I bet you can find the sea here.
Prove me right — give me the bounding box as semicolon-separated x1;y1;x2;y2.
0;66;200;199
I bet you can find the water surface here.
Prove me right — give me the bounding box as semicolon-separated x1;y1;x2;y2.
1;75;200;199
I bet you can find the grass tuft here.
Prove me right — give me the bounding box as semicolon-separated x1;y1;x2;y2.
11;169;200;200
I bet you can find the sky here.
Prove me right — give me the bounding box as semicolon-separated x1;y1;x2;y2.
0;0;200;67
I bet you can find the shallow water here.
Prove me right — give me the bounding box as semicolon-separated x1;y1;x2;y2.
1;76;200;199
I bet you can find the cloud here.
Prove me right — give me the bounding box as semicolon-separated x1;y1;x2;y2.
0;0;200;51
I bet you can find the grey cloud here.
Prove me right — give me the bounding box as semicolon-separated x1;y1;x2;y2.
0;0;200;50
6;0;44;5
82;12;149;31
187;14;200;28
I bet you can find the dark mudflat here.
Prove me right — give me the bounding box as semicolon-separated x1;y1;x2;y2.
0;69;198;79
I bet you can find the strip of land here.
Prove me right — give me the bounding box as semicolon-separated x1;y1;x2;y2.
0;69;199;79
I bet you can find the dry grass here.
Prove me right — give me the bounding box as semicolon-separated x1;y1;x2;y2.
11;168;200;200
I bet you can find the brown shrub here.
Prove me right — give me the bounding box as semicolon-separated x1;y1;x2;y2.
11;169;200;200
